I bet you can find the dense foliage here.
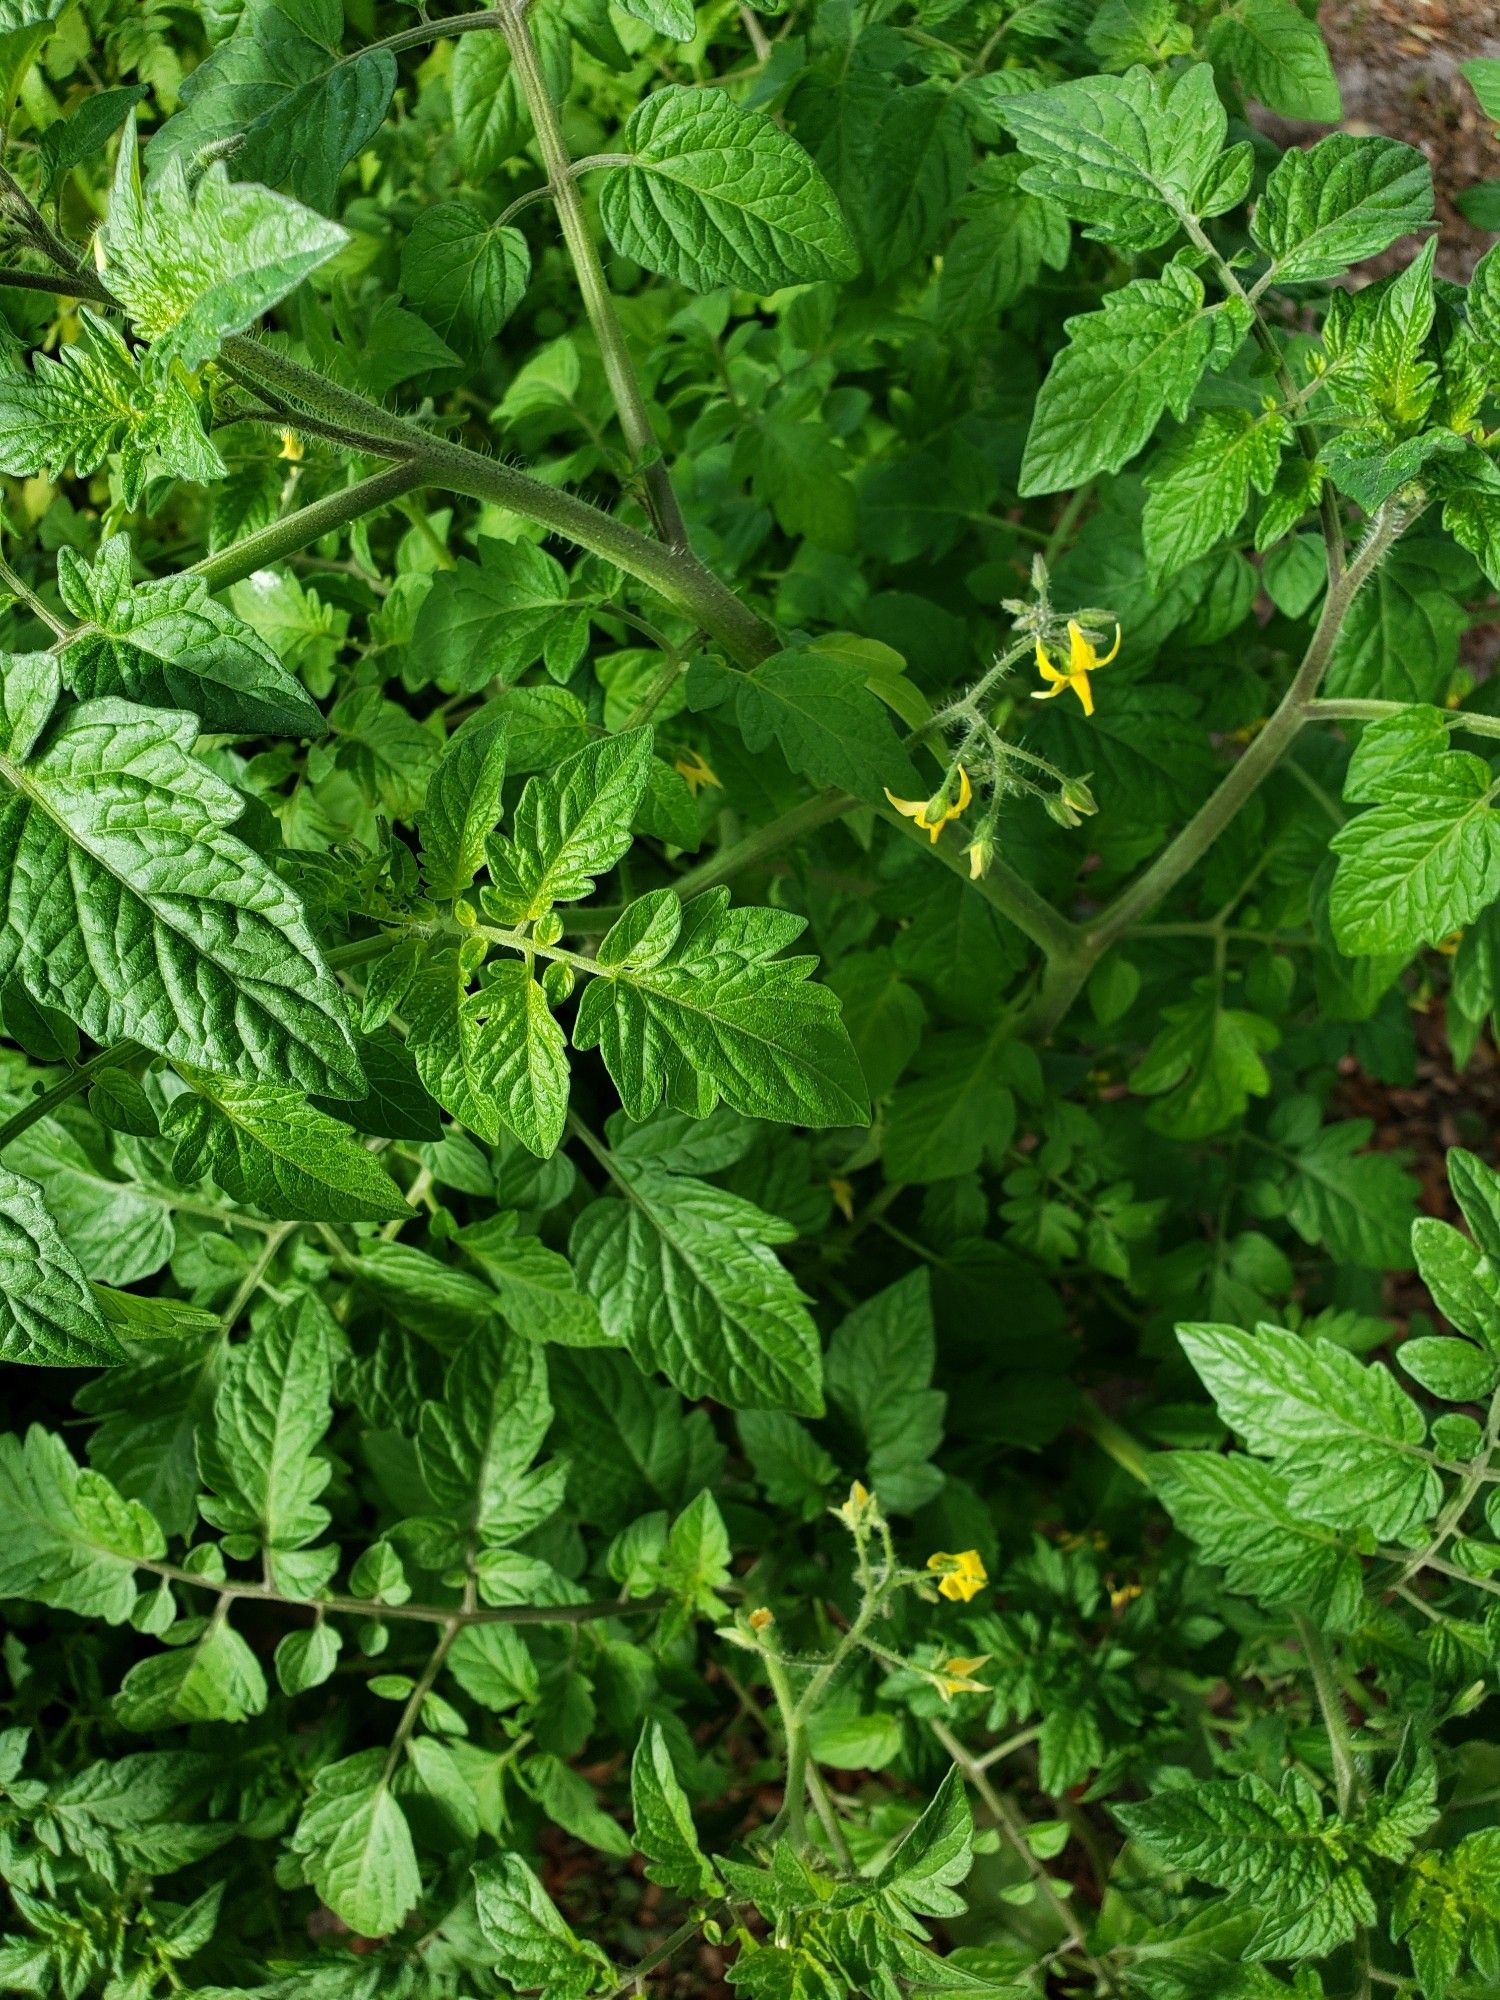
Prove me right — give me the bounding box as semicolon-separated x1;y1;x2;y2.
2;1;1500;1996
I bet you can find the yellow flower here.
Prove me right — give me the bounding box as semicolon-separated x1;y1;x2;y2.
748;1607;775;1632
965;833;993;881
1032;620;1121;717
673;747;720;795
829;1176;855;1222
884;766;972;844
278;429;305;463
926;1549;988;1603
935;1653;991;1701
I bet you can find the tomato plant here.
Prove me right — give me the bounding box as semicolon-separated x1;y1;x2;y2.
1;3;1499;1996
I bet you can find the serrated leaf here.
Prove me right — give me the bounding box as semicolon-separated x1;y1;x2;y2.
0;312;224;510
196;1295;336;1580
1153;1451;1364;1627
571;1154;822;1414
115;1616;268;1729
1177;1320;1439;1538
1020;264;1231;496
600;85;858;293
0;1164;123;1366
1207;0;1341;122
1252;133;1434;283
574;888;868;1129
0;1425;162;1622
1118;1770;1375;1960
416;1331;559;1548
290;1748;420;1940
456;1213;604;1346
410;539;576;696
472;1853;613;1999
400;204;531;351
148;0;394;212
686;649;920;801
57;534;322;739
484;729;653;924
632;1721;719;1897
166;1071;409;1224
100;111;348;368
1143;409;1289;581
824;1271;944;1513
0;665;362;1097
998;63;1227;251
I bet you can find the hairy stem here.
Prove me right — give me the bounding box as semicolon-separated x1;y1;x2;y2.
0;1039;144;1151
496;0;688;548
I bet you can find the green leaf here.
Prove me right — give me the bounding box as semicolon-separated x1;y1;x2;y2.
472;1853;613;2000
1411;1214;1500;1351
1277;1118;1419;1270
407;945;570;1156
1128;984;1279;1140
1153;1451;1364;1626
451;16;571;180
56;535;324;740
632;1722;719;1897
400;204;531;351
100;112;348;368
1251;133;1434;283
410;539;577;696
1117;1770;1376;1960
0;1164;123;1366
1143;409;1289;581
290;1748;420;1940
114;1616;268;1729
196;1296;336;1584
5;1113;172;1285
998;63;1227;251
166;1071;409;1224
884;1024;1026;1183
1177;1320;1440;1538
0;664;362;1097
485;730;654;925
614;0;694;41
418;710;508;902
1020;264;1234;496
276;1622;341;1695
1207;0;1341;122
447;1621;539;1712
600;85;859;293
686;648;921;801
148;0;394;212
825;948;926;1101
571;1154;823;1414
0;312;224;510
574;889;869;1129
875;1766;974;1923
0;1425;162;1622
457;1214;604;1346
417;1331;560;1549
1399;1333;1498;1404
824;1271;945;1513
938;160;1070;330
1329;709;1500;956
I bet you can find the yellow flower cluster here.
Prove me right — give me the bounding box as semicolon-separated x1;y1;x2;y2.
1033;620;1120;716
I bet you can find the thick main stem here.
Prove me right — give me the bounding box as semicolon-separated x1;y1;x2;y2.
497;0;688;549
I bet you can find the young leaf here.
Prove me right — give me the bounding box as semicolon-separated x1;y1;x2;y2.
874;1766;974;1922
0;1165;123;1367
408;950;570;1158
165;1072;411;1224
196;1298;335;1583
573;888;869;1129
57;535;324;740
290;1748;421;1940
115;1617;269;1729
400;204;531;350
571;1155;823;1414
409;540;576;695
456;1213;605;1346
484;730;654;924
600;85;859;293
1143;410;1290;582
0;669;363;1097
416;1331;561;1549
0;1425;163;1622
100;113;348;368
631;1721;719;1897
0;312;224;508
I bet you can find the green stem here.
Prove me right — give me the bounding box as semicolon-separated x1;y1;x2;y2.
0;1039;143;1150
1292;1613;1360;1817
762;1649;809;1848
1308;697;1500;744
495;0;687;549
189;464;425;594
